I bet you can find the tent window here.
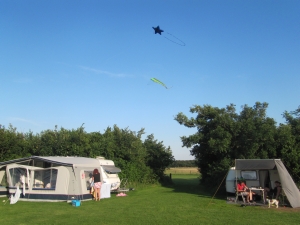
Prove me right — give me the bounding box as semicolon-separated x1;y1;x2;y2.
34;161;44;168
33;169;58;190
0;167;7;187
241;171;257;180
83;171;93;189
9;168;30;188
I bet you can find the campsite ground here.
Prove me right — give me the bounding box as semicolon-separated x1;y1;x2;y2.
1;170;300;225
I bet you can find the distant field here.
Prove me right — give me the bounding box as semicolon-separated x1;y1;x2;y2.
165;167;199;174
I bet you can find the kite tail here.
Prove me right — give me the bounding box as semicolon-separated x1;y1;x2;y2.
164;32;186;46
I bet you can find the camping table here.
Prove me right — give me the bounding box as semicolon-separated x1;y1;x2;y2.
249;187;265;204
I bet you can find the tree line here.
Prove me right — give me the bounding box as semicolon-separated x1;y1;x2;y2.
0;124;174;184
2;102;299;187
175;102;300;186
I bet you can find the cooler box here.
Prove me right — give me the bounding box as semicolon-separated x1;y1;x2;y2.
72;200;81;207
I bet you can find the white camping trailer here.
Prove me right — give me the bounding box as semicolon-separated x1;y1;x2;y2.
0;156;121;202
226;159;300;208
96;156;121;190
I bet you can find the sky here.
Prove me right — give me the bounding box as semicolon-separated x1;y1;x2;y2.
1;0;299;160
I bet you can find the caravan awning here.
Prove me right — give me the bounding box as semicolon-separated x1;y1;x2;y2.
235;159;278;170
102;165;121;173
235;159;300;208
0;156;100;168
35;156;100;167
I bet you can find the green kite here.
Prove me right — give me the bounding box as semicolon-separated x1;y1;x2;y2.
150;78;171;89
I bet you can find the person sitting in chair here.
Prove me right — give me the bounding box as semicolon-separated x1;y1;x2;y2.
237;180;254;203
264;181;281;201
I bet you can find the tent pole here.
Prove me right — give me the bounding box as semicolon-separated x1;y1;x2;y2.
235;159;237;188
27;160;31;200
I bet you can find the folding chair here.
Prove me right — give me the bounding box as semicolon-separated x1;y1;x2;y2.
235;189;246;204
118;178;129;192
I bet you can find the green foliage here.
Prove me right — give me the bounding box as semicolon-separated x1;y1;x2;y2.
144;134;175;180
118;160;157;184
0;124;28;161
279;106;300;181
175;103;239;185
175;102;300;186
0;124;174;185
234;103;277;159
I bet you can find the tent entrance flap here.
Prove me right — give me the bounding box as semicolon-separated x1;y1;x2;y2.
274;160;300;208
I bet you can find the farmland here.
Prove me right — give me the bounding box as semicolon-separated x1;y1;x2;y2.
165;167;200;175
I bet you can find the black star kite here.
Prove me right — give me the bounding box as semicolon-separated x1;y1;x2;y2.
152;26;164;35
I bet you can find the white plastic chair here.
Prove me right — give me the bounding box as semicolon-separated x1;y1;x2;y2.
118;178;129;192
235;189;246;204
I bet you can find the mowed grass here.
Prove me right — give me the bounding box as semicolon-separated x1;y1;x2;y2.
1;174;300;225
165;167;200;174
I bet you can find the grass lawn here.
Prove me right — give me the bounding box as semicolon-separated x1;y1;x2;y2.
1;174;300;225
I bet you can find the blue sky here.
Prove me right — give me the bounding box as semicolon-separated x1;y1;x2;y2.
1;1;299;160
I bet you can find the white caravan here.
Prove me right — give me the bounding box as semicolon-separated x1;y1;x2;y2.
96;156;121;190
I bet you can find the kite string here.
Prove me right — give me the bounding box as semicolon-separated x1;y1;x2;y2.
164;32;186;46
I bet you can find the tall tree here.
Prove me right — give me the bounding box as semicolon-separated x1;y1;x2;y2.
280;106;300;182
175;104;238;185
233;102;277;159
144;134;175;179
175;102;278;186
